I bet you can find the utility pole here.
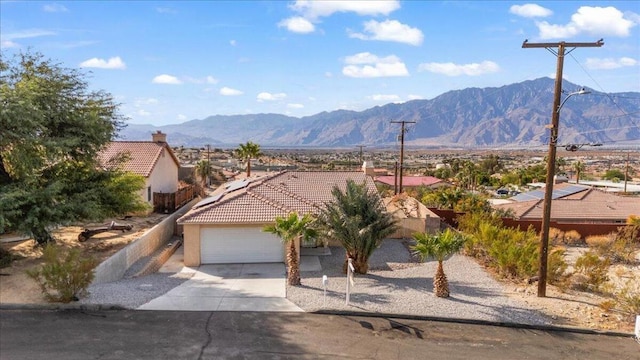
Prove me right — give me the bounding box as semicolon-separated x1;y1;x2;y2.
206;144;211;187
356;145;367;167
624;151;630;194
523;39;603;297
391;121;415;194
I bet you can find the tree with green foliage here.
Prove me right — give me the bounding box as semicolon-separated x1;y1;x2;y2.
412;229;466;298
319;180;397;274
235;141;262;177
602;169;626;182
195;160;211;187
0;51;147;244
572;160;585;184
263;213;317;286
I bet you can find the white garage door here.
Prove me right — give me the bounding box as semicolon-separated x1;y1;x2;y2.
200;227;285;264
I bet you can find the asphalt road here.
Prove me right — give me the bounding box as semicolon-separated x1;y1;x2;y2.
0;310;637;360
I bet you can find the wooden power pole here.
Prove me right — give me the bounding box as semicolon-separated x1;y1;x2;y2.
391;121;415;194
523;39;604;297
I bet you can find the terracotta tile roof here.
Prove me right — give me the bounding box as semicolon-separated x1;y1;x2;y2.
179;171;377;224
375;176;443;187
99;141;180;177
494;188;640;222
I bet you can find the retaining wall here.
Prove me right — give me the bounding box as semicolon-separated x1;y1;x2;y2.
92;198;199;284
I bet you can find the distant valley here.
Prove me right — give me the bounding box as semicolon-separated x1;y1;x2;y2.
119;77;640;149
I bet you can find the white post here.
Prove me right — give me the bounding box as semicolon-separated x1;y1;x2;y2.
635;315;639;340
322;275;328;308
346;258;354;305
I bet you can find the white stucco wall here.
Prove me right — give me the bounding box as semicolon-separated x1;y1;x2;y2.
149;147;179;194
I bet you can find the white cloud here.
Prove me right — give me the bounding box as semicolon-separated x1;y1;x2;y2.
230;40;237;46
79;56;126;69
1;29;56;42
369;94;401;102
206;76;218;84
257;92;287;102
43;3;68;13
177;114;187;121
0;40;19;49
536;6;636;39
418;61;500;76
136;109;151;116
278;16;315;33
585;57;638;70
134;98;158;107
349;19;423;46
156;7;176;14
407;94;423;100
152;74;182;84
342;52;409;78
183;75;219;84
220;87;243;96
290;0;400;20
325;72;333;77
509;4;552;18
287;103;304;109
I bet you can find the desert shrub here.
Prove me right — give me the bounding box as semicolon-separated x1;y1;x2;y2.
0;247;22;268
615;280;640;317
562;230;583;245
547;247;568;285
598;299;616;312
549;228;564;245
585;234;614;254
26;244;98;303
574;251;610;293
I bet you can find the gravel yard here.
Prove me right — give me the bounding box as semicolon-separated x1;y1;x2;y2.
288;240;552;325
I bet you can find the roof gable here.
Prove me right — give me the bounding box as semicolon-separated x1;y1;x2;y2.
99;141;180;177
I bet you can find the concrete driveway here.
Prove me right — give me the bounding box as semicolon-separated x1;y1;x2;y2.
138;263;302;312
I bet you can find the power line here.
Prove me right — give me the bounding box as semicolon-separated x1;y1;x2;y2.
391;120;415;194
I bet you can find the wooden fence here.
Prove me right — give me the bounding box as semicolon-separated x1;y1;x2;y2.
153;185;196;213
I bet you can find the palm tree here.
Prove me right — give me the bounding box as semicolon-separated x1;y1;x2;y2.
235;141;262;177
318;180;397;274
195;160;211;188
412;228;466;298
573;160;585;184
263;213;317;286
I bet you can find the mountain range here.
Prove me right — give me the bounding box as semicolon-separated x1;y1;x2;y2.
119;77;640;149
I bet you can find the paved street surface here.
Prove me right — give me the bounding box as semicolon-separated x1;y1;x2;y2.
0;310;637;360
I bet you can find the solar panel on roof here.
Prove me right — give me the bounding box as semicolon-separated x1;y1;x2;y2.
194;193;224;208
226;179;249;192
510;185;588;202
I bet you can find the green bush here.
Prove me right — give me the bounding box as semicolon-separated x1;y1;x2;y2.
0;247;22;268
26;244;98;303
615;280;640;317
574;251;609;293
547;248;568;285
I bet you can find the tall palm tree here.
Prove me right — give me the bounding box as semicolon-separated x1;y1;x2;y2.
235;141;262;177
412;228;466;298
318;180;397;274
573;160;585;184
195;160;211;188
263;213;317;286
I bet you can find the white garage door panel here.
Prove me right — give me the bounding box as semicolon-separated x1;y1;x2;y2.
201;227;284;264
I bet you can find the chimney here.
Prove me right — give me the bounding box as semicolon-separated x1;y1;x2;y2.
362;161;375;177
152;130;167;143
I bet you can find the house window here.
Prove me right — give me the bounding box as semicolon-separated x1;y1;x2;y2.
147;187;152;202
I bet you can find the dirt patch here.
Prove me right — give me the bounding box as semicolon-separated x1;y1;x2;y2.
0;214;167;304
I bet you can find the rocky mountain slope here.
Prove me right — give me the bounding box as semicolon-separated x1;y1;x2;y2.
119;77;640;148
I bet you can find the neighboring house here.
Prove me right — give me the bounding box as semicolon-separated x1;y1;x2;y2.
374;175;448;189
99;131;180;205
493;183;640;224
177;171;377;266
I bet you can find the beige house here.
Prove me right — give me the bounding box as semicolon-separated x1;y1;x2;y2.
493;183;640;224
177;171;377;266
99;131;180;205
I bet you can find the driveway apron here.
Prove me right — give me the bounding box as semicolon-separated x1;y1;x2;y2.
138;263;302;312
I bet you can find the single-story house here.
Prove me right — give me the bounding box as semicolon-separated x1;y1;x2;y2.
177;171;377;266
493;183;640;224
99;131;180;205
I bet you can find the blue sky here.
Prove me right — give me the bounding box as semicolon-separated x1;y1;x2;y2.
1;1;639;126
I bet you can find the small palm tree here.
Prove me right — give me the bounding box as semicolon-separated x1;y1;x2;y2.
263;213;316;286
195;160;211;188
235;141;262;177
412;228;466;298
319;180;397;274
573;160;585;184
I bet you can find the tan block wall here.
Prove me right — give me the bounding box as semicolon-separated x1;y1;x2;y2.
183;224;201;267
